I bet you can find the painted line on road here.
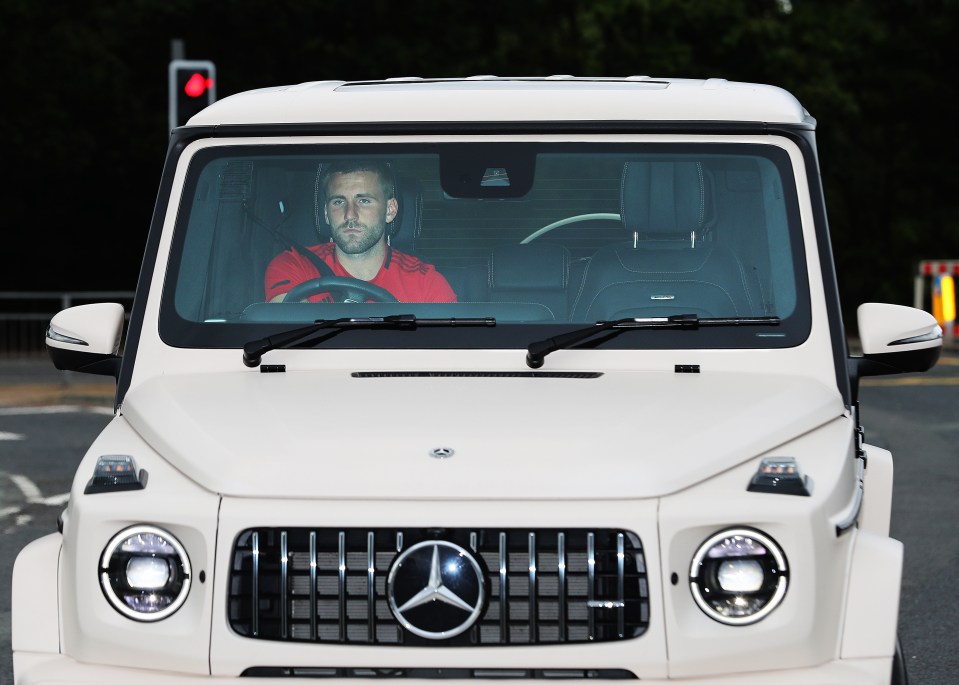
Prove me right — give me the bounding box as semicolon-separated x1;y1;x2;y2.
9;473;43;502
861;376;959;387
0;405;114;416
9;473;70;506
0;473;71;525
0;431;25;440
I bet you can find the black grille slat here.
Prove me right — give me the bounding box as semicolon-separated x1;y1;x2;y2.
309;531;317;641
228;528;649;646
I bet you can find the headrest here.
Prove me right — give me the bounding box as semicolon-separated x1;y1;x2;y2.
620;161;709;246
489;244;570;291
389;175;423;253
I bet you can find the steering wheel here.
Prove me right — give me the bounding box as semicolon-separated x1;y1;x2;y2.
283;276;398;303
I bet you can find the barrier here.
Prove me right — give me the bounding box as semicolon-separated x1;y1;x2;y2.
914;260;958;344
0;291;135;357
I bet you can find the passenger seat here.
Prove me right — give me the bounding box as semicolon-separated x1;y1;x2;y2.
570;161;759;321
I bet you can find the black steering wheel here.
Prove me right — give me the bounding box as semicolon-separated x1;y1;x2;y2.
282;276;398;303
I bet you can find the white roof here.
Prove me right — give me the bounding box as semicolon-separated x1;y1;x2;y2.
187;76;813;127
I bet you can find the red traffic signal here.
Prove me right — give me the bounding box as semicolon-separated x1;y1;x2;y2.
183;71;214;98
168;59;217;130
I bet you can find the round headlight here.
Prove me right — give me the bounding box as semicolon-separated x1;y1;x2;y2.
100;525;191;621
689;528;788;625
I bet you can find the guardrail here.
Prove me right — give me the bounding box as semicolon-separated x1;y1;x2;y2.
0;291;135;358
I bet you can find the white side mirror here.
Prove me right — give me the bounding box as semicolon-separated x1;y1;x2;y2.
857;302;942;357
46;303;125;376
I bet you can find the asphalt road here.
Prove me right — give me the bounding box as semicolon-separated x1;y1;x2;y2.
1;355;957;684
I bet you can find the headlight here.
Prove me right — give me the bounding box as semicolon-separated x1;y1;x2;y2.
689;528;788;625
100;525;191;621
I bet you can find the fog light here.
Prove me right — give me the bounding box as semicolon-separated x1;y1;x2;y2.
100;525;191;621
690;528;788;625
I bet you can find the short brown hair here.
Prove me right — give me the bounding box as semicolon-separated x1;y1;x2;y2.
318;159;395;201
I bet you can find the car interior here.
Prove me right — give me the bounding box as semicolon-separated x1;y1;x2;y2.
170;146;802;328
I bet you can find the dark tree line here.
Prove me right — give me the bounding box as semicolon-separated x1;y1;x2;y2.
1;0;956;320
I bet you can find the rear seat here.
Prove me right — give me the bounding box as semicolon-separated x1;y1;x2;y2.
487;243;573;321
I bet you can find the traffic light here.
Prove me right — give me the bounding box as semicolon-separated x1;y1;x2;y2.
168;59;216;130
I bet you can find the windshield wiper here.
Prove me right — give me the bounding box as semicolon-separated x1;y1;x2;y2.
526;314;780;368
243;314;495;367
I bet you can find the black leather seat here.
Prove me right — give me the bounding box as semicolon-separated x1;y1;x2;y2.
487;243;573;321
569;161;760;321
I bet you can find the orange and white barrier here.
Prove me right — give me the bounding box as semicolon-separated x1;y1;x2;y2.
915;260;958;342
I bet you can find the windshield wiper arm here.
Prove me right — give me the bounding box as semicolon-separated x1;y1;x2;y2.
243;314;495;368
526;314;780;369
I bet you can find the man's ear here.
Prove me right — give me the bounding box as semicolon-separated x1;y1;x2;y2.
386;197;398;223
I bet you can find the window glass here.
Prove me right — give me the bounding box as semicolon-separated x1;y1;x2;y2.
162;143;809;350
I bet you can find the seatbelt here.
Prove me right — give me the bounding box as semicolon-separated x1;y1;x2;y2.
242;201;334;277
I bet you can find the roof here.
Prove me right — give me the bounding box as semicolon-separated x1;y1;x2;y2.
186;76;813;128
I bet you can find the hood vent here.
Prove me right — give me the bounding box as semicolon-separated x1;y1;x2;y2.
351;371;602;379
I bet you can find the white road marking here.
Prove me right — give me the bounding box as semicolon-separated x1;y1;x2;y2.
0;405;114;416
0;431;25;440
8;473;71;506
0;474;70;526
9;473;43;502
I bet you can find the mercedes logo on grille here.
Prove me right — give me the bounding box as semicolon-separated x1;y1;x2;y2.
387;540;485;640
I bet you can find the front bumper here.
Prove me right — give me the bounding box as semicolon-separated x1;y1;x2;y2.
13;651;896;685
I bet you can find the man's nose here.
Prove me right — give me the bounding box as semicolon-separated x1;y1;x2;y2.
344;200;359;220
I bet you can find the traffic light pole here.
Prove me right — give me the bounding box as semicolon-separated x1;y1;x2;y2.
168;41;217;131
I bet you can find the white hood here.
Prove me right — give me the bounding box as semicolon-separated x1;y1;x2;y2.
120;369;844;499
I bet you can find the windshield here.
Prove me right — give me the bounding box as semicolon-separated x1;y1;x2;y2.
160;140;809;350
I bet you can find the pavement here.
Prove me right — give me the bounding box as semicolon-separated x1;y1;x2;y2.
0;357;115;407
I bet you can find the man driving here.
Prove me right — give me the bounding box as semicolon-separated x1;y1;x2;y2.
265;160;457;303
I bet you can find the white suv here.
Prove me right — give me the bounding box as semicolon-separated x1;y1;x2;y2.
15;76;942;684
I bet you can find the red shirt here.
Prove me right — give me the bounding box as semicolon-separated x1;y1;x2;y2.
264;243;457;303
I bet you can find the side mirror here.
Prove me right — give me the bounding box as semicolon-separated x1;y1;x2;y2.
848;302;942;403
46;303;125;377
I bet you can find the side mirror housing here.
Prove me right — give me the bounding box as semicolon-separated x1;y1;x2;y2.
848;302;942;403
46;303;125;377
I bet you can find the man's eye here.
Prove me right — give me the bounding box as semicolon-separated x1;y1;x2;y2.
330;199;344;207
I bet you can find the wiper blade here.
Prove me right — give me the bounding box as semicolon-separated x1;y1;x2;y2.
243;314;495;368
526;314;780;369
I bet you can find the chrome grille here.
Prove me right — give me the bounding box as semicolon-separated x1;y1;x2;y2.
228;528;649;645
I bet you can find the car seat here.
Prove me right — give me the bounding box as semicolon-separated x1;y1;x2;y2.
569;161;760;321
487;244;573;321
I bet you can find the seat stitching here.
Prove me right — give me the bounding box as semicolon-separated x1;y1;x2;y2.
582;278;740;320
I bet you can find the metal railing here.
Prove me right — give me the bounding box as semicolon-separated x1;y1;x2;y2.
0;291;136;358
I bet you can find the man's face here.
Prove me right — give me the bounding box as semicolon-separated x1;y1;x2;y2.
324;171;397;255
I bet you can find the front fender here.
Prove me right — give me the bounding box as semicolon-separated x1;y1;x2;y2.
12;532;62;655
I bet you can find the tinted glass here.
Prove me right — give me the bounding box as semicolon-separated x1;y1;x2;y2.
161;142;809;350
